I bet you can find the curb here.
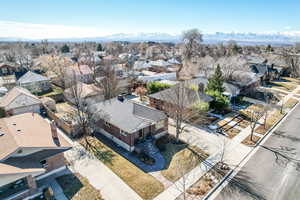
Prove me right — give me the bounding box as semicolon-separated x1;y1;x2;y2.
204;102;299;200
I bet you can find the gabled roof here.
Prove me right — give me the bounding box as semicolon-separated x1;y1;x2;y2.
0;113;71;161
17;71;49;84
68;64;93;75
90;98;166;133
64;83;103;99
149;84;213;108
0;87;41;109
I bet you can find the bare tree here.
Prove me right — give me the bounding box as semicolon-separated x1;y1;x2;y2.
159;82;209;142
279;47;300;77
95;59;119;100
66;72;108;150
179;29;203;80
248;105;265;141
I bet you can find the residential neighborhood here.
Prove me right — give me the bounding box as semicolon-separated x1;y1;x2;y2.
1;1;300;200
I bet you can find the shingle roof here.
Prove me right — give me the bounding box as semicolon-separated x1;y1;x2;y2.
149;85;213;108
187;77;240;96
17;71;49;84
90;98;166;133
0;87;41;109
0;113;71;161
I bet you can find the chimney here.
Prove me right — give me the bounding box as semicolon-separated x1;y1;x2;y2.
198;83;205;93
50;120;60;146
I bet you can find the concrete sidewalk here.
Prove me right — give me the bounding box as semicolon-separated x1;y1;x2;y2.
51;120;143;200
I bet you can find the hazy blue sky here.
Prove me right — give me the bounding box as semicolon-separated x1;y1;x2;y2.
0;0;299;38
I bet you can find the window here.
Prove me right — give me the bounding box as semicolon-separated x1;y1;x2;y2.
120;130;127;136
40;159;48;168
156;120;165;130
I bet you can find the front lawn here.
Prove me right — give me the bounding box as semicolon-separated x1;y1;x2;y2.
80;136;164;200
270;81;297;91
159;136;209;182
282;77;300;84
56;173;103;200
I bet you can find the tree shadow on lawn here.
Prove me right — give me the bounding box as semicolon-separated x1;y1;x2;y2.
56;173;84;199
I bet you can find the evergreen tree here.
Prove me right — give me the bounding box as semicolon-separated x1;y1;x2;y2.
206;64;225;93
96;43;103;51
266;44;274;52
61;44;70;53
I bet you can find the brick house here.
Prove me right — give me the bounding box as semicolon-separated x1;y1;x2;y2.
90;96;168;152
0;113;71;200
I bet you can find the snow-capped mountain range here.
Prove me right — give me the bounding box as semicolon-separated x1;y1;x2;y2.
1;32;300;45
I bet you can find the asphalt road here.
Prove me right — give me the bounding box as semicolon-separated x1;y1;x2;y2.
216;104;300;200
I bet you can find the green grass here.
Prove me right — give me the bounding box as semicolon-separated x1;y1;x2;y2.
56;173;103;200
80;136;164;200
160;137;209;182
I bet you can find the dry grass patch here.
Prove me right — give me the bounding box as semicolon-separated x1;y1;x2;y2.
161;138;209;183
217;120;228;127
80;137;164;200
271;81;297;91
284;98;298;109
56;173;103;200
224;127;241;138
242;135;261;146
255;125;268;135
282;77;300;84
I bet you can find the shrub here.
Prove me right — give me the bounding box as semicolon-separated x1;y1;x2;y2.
206;90;229;112
147;82;171;94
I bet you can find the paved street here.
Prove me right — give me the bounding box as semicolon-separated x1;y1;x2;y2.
216;104;300;200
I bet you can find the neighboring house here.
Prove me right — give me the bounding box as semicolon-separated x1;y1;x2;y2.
230;70;261;94
89;96;168;152
0;62;16;76
0;113;71;200
137;72;177;83
64;82;104;105
65;64;93;85
249;63;279;84
187;77;241;99
0;75;17;90
17;71;51;94
149;83;213;112
0;87;41;116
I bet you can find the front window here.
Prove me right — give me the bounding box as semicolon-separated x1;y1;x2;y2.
40;159;48;168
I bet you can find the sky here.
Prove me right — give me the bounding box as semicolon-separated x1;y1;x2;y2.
0;0;299;39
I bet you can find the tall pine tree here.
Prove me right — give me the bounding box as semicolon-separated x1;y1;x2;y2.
206;64;225;93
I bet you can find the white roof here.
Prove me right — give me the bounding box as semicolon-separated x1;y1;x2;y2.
138;72;176;82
